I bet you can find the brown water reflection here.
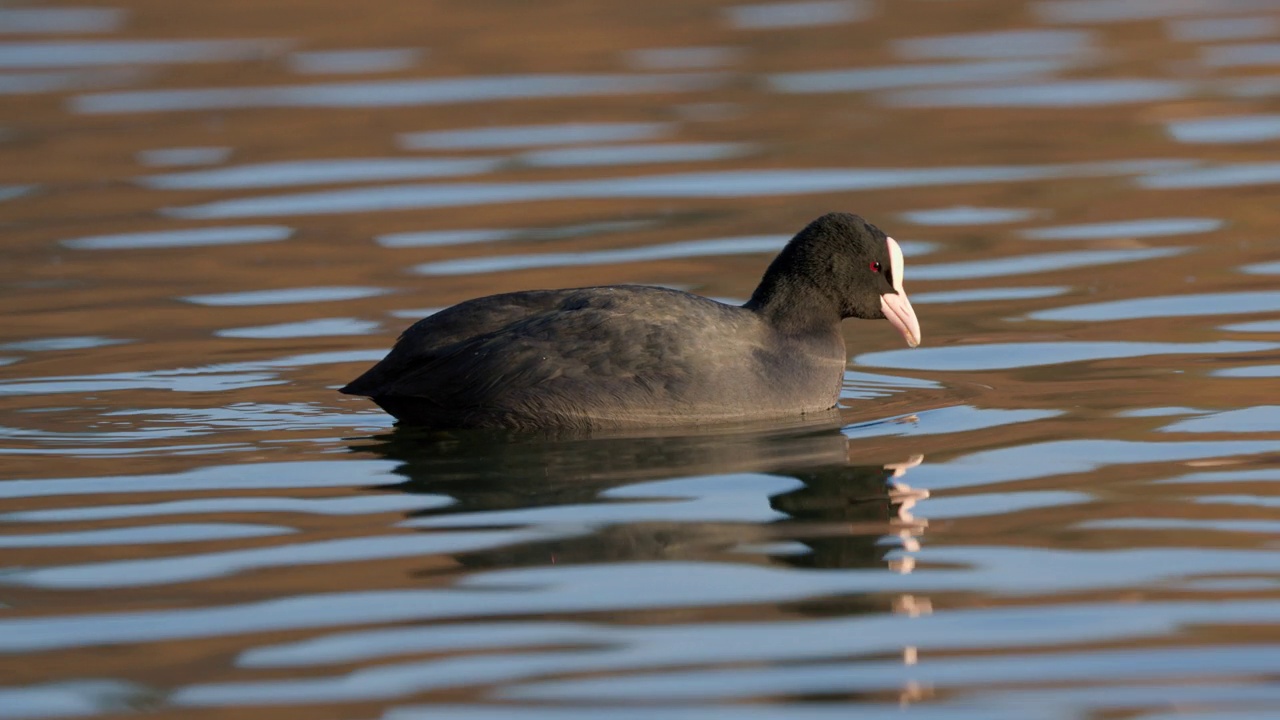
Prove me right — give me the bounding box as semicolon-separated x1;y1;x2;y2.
1;0;1279;718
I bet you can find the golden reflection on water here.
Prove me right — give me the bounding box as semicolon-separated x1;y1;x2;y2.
0;0;1278;718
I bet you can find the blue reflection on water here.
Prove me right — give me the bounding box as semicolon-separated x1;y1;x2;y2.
623;46;740;70
1158;406;1280;433
399;122;672;150
770;59;1067;92
0;184;33;201
726;1;868;30
216;318;381;339
895;29;1093;59
858;341;1277;371
518;142;751;168
1166;115;1280;144
5;545;1277;653
142;158;501;190
74;73;725;113
885;79;1188;108
63;225;292;249
1029;291;1280;321
165;161;1194;219
1242;260;1280;275
0;67;139;94
0;8;125;34
1223;319;1280;333
0;336;126;352
1140;162;1280;189
900;205;1038;226
1216;365;1280;378
911;286;1068;303
1202;41;1280;68
0;522;291;547
288;48;422;75
4;530;564;589
1168;16;1277;42
496;643;1280;703
911;247;1187;280
1034;0;1271;24
0;460;401;499
0;38;286;68
1022;217;1221;240
184;287;389;306
136;146;232;167
413;237;934;276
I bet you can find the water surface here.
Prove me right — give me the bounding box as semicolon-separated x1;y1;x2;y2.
1;1;1278;720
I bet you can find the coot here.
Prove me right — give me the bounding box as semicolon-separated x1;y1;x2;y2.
342;212;920;429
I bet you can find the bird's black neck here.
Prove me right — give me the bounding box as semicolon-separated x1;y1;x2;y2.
744;272;844;335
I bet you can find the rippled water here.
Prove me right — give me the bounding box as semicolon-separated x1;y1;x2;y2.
1;1;1278;719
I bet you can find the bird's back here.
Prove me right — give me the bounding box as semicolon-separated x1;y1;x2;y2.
342;285;845;429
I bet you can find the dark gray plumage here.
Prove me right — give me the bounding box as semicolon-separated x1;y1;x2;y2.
342;212;920;430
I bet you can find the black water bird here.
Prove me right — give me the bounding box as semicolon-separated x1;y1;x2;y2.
342;212;921;429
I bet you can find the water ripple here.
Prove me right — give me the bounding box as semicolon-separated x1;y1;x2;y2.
0;460;400;499
518;142;751;168
1242;260;1280;275
912;286;1068;303
165;161;1196;219
840;406;1061;439
413;237;933;276
727;1;868;30
74;72;726;113
5;547;1276;653
136;146;232;167
0;38;287;69
0;184;33;202
500;644;1280;703
858;341;1278;371
183;286;389;306
1081;518;1280;534
885;79;1189;108
0;336;126;352
288;48;422;75
900;206;1038;226
624;47;741;70
0;67;141;94
1223;319;1280;332
377;218;652;248
62;225;292;249
4;530;570;589
142;158;501;190
910;247;1187;281
0;8;126;34
1036;0;1277;24
1139;162;1280;189
0;522;291;548
1158;406;1280;433
1029;291;1280;321
0;681;147;720
1;494;447;523
1021;217;1222;240
1166;114;1280;144
895;29;1093;60
770;59;1067;93
1216;364;1280;378
216;318;381;339
894;438;1277;489
399;122;672;150
1203;42;1280;68
0;350;385;396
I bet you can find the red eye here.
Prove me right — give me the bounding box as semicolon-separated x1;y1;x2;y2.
869;261;882;272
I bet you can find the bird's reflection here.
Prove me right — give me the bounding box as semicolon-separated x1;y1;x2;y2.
771;455;927;571
351;415;928;574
